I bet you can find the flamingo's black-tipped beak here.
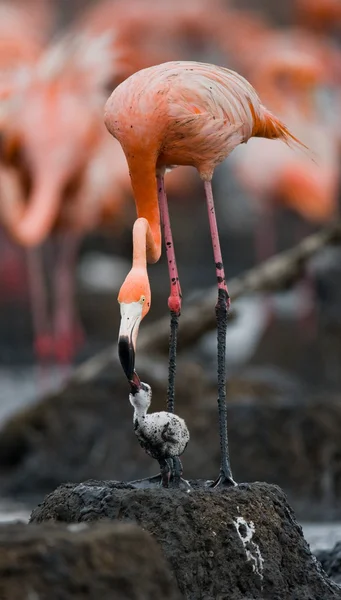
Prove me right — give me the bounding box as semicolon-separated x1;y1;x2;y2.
118;301;143;381
118;335;135;380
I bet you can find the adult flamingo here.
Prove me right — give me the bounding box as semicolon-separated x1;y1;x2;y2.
0;33;114;366
104;61;300;487
0;1;52;346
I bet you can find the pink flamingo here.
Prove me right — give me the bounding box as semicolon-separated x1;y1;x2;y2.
104;60;301;486
0;32;115;370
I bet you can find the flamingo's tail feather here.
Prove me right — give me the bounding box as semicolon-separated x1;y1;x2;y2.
252;106;309;153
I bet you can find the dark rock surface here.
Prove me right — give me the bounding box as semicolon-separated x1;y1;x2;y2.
315;543;341;585
0;360;341;520
30;479;341;600
0;520;181;600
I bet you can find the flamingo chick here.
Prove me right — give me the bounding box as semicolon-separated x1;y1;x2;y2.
129;380;190;487
104;60;301;487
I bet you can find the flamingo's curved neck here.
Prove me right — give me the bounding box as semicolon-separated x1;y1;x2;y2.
132;217;160;271
0;167;61;247
127;155;161;264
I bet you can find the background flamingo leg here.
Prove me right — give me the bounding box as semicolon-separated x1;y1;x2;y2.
26;246;54;389
204;180;235;487
0;228;26;303
157;174;182;413
52;233;84;368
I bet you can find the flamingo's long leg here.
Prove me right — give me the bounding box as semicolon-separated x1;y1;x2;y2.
204;180;235;487
0;229;25;302
52;233;83;366
157;174;182;413
26;246;54;387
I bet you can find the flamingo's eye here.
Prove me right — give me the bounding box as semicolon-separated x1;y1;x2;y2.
140;295;146;304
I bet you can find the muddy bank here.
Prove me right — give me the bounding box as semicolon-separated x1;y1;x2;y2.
0;360;340;519
0;520;181;600
30;479;341;600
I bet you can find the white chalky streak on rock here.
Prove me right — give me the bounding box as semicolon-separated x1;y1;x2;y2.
233;516;264;580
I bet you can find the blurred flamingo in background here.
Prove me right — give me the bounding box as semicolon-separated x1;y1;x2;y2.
0;0;51;103
230;44;339;334
296;0;341;34
77;0;228;85
0;1;53;318
0;31;123;370
214;8;273;76
242;41;338;219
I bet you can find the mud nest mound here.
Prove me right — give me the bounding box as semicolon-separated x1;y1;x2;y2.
30;479;341;600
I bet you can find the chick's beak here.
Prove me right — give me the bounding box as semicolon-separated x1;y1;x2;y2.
129;370;141;395
118;301;143;380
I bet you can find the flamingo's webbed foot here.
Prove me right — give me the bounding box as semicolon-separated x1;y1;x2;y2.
210;468;237;488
